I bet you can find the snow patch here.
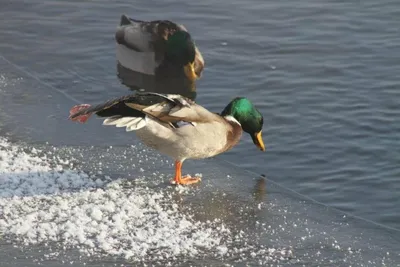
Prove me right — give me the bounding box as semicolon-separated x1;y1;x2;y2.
0;137;291;264
0;138;231;261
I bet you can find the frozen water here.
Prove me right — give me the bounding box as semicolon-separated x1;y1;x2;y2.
0;137;292;265
0;49;399;267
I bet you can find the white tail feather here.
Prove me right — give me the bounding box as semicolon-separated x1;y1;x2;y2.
125;117;142;128
102;116;147;131
116;44;156;75
103;116;122;125
115;117;138;128
125;117;145;131
126;118;147;131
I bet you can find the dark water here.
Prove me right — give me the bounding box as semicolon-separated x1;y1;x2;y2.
0;0;400;265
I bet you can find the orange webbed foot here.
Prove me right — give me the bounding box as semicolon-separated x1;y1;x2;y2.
170;175;202;185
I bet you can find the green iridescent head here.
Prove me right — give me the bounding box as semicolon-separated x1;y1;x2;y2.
165;31;197;82
221;97;265;151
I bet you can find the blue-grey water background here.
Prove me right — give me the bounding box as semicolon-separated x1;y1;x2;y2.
0;0;400;265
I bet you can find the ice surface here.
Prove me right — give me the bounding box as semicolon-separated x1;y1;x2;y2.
1;56;400;266
0;137;292;265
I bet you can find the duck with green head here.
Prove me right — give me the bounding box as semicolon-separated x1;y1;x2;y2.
115;15;204;94
69;92;265;185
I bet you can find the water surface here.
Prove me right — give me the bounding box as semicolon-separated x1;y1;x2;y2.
0;0;400;265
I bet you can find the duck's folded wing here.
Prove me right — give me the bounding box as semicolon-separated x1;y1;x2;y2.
115;15;153;52
116;14;204;76
115;15;183;51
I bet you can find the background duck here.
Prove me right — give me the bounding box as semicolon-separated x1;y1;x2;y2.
69;92;265;185
115;15;204;99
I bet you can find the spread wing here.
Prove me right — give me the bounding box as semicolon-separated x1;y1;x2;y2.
69;92;219;128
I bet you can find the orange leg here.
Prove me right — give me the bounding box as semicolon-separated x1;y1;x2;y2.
170;160;201;185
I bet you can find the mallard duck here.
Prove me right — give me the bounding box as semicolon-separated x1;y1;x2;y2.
115;15;204;87
69;92;265;185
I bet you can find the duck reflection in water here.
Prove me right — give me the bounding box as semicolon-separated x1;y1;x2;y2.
253;175;267;202
115;14;204;101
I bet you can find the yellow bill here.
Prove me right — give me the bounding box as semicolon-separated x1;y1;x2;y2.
184;62;198;82
254;131;265;151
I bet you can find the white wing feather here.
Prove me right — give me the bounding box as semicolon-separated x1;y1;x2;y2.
103;116;147;131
